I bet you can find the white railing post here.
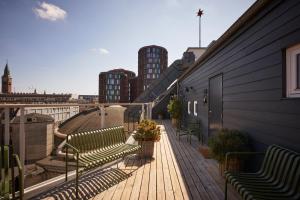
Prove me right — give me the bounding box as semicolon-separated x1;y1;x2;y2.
149;102;153;120
147;103;150;119
20;107;25;167
141;104;145;121
4;107;10;145
100;105;105;128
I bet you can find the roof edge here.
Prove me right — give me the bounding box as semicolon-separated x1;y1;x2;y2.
178;0;273;81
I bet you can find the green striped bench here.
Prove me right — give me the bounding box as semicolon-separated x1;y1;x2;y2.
0;145;23;200
224;145;300;200
65;126;141;198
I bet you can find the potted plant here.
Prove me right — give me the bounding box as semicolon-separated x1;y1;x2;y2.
167;97;182;127
157;111;164;120
208;129;249;176
133;120;161;158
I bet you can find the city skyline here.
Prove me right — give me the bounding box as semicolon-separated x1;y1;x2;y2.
0;0;255;95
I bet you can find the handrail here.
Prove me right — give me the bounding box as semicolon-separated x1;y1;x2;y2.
0;102;152;108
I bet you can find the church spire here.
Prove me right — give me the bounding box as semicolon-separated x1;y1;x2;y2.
4;61;10;76
2;62;12;93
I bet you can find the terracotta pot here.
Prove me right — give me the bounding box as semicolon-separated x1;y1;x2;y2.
199;146;211;159
171;118;177;127
138;140;155;158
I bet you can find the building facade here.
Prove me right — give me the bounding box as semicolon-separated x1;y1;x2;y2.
137;45;168;96
98;69;137;103
0;64;72;103
177;0;300;153
22;106;79;124
78;95;98;103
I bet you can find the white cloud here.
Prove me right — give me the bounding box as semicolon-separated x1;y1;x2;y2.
90;48;110;55
33;2;67;21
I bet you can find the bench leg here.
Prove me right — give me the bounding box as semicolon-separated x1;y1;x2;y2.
225;178;228;200
75;154;79;199
65;146;68;182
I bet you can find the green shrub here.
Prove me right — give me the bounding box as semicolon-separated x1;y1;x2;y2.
167;98;182;119
208;129;249;163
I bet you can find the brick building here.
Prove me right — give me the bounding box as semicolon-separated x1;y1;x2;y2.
137;45;168;96
98;69;137;103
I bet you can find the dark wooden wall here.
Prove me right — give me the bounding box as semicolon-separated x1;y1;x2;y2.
180;0;300;152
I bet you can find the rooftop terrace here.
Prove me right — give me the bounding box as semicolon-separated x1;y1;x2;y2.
33;120;240;200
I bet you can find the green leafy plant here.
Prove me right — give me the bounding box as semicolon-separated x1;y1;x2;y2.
208;129;249;163
167;98;182;120
133;120;161;141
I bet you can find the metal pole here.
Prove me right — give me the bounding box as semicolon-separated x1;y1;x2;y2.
141;104;145;121
199;15;201;47
4;108;9;145
19;107;25;190
100;106;105;128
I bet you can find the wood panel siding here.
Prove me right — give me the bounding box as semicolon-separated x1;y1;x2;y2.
179;0;300;152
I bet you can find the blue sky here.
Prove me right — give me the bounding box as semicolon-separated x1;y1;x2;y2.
0;0;255;95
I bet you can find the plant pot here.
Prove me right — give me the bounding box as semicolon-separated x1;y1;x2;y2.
138;140;155;158
158;114;163;120
171;118;177;127
219;158;241;177
199;145;211;159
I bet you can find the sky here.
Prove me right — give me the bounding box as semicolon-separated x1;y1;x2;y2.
0;0;255;95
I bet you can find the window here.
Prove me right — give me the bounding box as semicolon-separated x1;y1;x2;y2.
286;44;300;97
188;101;191;115
194;101;198;116
147;74;150;79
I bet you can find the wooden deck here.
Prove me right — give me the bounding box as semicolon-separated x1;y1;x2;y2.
38;120;240;200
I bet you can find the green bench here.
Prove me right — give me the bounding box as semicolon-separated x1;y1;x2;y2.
176;120;202;144
0;145;23;200
65;126;141;199
224;145;300;200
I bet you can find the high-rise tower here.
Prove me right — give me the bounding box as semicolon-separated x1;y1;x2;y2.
137;45;168;96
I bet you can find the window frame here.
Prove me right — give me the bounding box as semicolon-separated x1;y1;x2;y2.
286;43;300;98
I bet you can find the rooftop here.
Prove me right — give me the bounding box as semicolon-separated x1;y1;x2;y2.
33;120;239;200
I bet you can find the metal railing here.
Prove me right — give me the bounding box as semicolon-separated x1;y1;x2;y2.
0;102;153;199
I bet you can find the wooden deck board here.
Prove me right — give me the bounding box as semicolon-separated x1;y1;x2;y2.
40;120;241;200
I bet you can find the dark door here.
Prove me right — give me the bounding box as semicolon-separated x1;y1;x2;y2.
208;74;223;136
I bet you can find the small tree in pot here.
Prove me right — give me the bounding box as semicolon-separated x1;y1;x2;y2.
167;97;182;127
133;120;161;158
208;129;249;176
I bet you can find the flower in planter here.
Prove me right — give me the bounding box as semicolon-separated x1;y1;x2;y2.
133;120;161;142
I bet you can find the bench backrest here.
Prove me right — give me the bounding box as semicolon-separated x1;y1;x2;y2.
260;145;300;195
67;126;126;153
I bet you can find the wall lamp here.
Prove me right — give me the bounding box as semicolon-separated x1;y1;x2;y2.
185;86;194;93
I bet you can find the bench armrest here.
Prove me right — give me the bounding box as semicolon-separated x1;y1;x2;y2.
65;143;80;153
225;152;265;171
